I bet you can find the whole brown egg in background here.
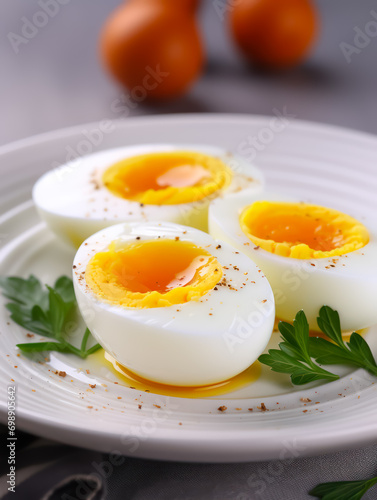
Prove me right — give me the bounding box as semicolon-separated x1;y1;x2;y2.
100;0;204;99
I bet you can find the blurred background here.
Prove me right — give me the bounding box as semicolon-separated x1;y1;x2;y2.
0;0;377;147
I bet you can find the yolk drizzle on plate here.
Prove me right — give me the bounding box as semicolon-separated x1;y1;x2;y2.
102;151;233;205
92;350;262;398
85;238;222;308
240;201;369;259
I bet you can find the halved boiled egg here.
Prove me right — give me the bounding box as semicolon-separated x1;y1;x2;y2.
209;191;377;331
33;144;263;247
73;222;275;386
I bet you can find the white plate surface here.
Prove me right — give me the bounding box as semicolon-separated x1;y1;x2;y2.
1;114;377;462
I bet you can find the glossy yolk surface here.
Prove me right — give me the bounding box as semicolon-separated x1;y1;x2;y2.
102;151;233;205
85;239;222;308
240;201;369;259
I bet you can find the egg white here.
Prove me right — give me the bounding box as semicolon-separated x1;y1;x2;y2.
209;190;377;332
73;222;275;386
33;144;263;247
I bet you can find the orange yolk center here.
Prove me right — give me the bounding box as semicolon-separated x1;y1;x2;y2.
85;239;222;308
240;201;369;259
102;151;233;205
106;240;214;294
110;158;211;199
251;213;345;252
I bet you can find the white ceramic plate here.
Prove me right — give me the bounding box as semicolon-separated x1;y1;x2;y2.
1;114;377;463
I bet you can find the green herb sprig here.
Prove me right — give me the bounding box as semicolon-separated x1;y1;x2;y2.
259;306;377;384
0;275;101;358
259;306;377;499
309;476;377;500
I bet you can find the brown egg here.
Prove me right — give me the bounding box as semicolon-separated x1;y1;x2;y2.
230;0;318;69
100;0;204;99
140;0;201;12
124;0;201;12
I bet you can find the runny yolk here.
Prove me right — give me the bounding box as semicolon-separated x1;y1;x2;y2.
240;201;369;259
251;213;344;252
156;164;210;188
102;151;233;205
104;240;215;294
85;238;222;308
91;350;262;399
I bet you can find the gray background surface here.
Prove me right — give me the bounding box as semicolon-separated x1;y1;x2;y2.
1;0;377;146
1;1;377;499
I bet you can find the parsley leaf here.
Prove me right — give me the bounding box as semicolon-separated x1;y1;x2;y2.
0;275;101;359
316;305;343;345
259;309;339;385
310;306;377;377
309;476;377;499
0;275;48;309
259;306;377;385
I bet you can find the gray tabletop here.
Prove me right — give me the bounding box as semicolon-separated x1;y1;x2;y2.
1;1;377;499
1;0;377;146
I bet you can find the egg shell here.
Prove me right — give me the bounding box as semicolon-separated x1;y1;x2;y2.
209;190;377;332
73;222;275;386
33;144;263;248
